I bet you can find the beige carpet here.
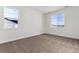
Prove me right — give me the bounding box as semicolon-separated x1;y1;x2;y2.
0;34;79;53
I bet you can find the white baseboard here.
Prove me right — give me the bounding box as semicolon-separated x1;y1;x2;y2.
46;33;79;40
0;33;43;44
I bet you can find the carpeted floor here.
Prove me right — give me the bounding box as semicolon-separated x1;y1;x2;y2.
0;34;79;53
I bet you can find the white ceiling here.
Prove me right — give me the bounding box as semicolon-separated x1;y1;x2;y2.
27;6;65;13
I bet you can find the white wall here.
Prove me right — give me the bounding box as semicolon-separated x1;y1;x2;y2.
0;6;79;44
45;6;79;39
0;6;43;44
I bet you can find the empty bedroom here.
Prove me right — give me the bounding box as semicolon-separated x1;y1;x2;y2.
0;6;79;53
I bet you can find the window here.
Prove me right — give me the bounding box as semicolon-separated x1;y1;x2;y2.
4;7;19;29
51;13;64;27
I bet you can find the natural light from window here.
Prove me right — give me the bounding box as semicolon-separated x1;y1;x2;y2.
51;13;64;27
4;7;19;29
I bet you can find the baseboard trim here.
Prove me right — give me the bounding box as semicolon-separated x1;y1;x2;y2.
43;33;79;40
0;33;43;44
1;33;79;44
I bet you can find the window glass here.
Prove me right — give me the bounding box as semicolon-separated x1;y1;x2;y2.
4;7;19;29
51;13;64;27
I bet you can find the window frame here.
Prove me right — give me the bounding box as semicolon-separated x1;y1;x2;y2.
4;7;19;29
50;13;64;27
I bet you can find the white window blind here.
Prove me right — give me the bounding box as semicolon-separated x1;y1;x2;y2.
4;7;19;29
51;13;64;27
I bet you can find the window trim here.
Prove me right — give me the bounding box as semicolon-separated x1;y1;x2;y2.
4;7;19;29
50;13;64;27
